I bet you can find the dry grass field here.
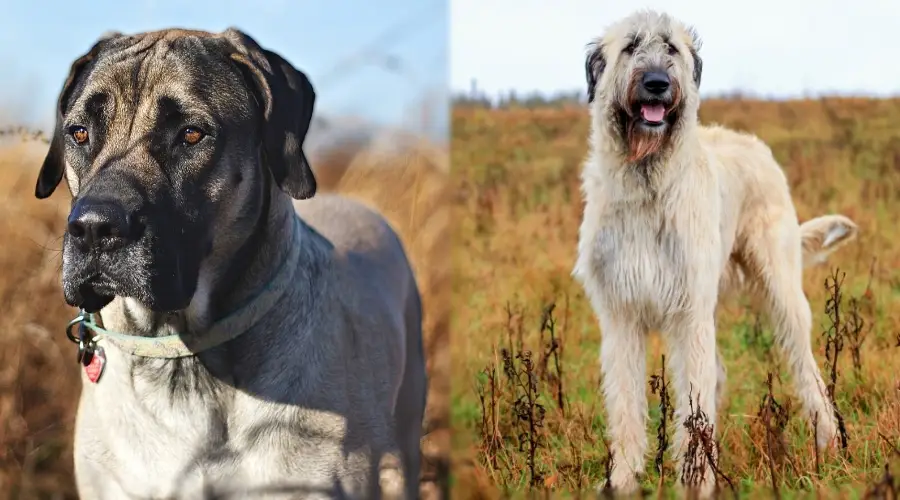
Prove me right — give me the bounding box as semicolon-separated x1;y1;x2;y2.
0;127;450;499
450;98;900;498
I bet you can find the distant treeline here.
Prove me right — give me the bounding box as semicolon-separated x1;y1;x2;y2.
451;88;864;109
452;90;586;109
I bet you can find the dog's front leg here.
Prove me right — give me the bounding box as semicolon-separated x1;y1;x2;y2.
664;309;718;498
597;311;648;494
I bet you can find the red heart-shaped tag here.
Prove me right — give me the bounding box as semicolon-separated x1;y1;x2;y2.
84;346;106;383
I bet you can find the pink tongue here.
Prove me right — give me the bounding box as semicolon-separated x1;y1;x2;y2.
640;104;666;122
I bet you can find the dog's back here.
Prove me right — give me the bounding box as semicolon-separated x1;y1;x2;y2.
699;124;794;214
294;193;427;498
698;124;858;295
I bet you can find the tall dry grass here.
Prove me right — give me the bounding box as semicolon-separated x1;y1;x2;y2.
0;127;450;499
450;98;900;498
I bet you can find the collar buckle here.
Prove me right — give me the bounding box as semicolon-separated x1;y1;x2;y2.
66;310;96;366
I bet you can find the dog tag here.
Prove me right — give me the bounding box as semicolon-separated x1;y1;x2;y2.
84;346;106;384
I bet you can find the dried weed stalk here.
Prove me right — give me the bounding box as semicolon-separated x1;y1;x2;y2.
538;303;566;416
845;296;871;377
756;373;796;499
823;268;850;451
649;355;674;486
476;365;500;472
680;391;735;497
502;347;547;488
474;303;550;490
599;441;616;499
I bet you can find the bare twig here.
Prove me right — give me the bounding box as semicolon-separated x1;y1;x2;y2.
539;303;566;415
756;373;796;499
823;268;851;451
681;390;735;497
650;355;673;485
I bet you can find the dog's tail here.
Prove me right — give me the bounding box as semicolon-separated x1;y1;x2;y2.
800;214;859;268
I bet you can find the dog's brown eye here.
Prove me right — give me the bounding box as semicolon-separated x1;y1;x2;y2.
623;43;636;54
181;127;205;146
70;126;89;144
667;43;678;55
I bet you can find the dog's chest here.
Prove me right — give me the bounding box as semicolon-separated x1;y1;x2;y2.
74;363;371;499
586;205;692;318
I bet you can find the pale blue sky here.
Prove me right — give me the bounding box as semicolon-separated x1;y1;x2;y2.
0;0;448;138
452;0;900;99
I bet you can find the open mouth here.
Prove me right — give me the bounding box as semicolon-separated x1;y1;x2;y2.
636;101;670;127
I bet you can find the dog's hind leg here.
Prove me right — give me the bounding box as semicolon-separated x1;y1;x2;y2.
715;348;727;411
392;364;426;500
391;291;427;500
597;311;649;494
748;216;839;450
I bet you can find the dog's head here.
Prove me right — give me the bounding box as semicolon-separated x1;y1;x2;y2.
585;10;703;164
36;28;317;313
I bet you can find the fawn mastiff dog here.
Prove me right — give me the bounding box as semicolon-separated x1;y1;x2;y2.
573;10;858;497
35;28;426;499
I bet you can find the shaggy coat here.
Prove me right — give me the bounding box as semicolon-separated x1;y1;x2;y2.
573;10;857;497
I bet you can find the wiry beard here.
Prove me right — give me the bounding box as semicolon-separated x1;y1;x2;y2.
617;68;684;164
624;122;669;164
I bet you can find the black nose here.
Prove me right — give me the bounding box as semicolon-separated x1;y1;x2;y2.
642;71;670;94
67;200;134;253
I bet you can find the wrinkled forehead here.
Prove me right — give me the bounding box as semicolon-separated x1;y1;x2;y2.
68;34;253;121
602;12;695;52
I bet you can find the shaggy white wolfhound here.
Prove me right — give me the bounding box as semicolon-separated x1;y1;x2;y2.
572;9;858;496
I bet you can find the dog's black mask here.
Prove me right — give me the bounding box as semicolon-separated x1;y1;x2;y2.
35;29;318;313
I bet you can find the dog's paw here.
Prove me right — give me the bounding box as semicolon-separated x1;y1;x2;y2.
378;453;405;500
598;467;641;497
676;481;717;500
672;466;717;500
814;413;840;451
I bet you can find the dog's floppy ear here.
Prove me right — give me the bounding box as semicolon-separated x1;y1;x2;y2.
691;50;703;88
36;33;121;199
223;28;316;200
585;41;606;103
687;29;703;88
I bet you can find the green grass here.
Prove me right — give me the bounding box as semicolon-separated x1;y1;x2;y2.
450;99;900;498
